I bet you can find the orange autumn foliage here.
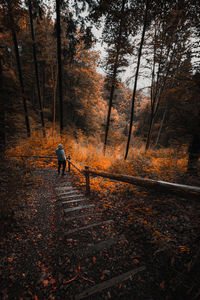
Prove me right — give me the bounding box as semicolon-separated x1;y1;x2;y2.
7;129;188;198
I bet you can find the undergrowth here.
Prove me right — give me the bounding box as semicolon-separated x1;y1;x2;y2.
6;129;190;197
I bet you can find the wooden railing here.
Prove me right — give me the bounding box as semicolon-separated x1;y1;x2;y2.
7;155;200;199
66;157;200;199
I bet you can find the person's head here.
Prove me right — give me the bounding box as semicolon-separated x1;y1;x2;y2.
58;144;63;149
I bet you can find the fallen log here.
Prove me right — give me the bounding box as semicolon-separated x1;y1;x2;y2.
88;170;200;199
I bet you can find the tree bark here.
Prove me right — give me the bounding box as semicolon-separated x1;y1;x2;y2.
56;0;63;134
103;72;117;155
187;130;200;176
0;57;5;155
42;61;45;108
145;112;154;151
28;0;45;137
124;0;149;160
103;0;126;155
155;103;167;147
7;1;31;137
53;65;58;136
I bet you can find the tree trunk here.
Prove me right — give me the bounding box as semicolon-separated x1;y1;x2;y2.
8;2;31;137
53;65;58;136
42;62;45;108
124;0;149;160
145;112;154;151
103;76;116;155
28;0;45;137
56;0;63;134
103;0;126;155
155;103;167;147
0;58;5;155
187;132;200;176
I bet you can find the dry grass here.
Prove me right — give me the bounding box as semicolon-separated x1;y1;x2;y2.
6;129;190;196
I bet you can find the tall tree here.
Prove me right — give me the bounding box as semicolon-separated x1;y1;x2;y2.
3;0;31;137
154;101;167;147
56;0;63;133
187;73;200;176
0;52;5;154
103;0;126;154
124;0;149;160
86;0;143;152
145;7;190;151
27;0;45;136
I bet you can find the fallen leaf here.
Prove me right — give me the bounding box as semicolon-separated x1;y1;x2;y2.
50;278;56;285
160;281;165;290
42;280;49;287
8;257;13;262
107;291;111;298
133;259;139;264
138;275;142;281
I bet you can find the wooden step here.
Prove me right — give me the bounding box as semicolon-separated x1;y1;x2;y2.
64;220;113;235
75;266;146;300
62;198;86;205
63;204;95;214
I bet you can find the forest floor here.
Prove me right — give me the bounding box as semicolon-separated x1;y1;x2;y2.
1;166;200;300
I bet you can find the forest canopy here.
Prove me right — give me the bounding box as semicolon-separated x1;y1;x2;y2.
0;0;199;174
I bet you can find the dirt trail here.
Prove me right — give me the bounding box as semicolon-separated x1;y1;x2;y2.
1;168;200;299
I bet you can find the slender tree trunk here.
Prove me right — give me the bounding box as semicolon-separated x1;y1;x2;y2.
42;62;45;108
124;0;149;160
155;102;167;147
103;72;117;155
187;106;200;176
145;112;154;151
7;2;31;137
146;47;177;151
53;65;58;136
56;0;63;134
103;0;126;155
28;0;45;137
0;58;5;154
187;132;200;176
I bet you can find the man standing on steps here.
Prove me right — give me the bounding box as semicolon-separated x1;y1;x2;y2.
56;144;66;176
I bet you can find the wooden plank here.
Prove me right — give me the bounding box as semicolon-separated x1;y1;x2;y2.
64;204;94;213
89;170;200;198
78;238;118;257
58;191;80;196
60;194;83;199
64;213;101;222
56;187;74;192
65;220;113;235
77;235;128;257
75;266;146;300
67;159;83;174
56;185;72;190
62;198;86;205
7;155;56;159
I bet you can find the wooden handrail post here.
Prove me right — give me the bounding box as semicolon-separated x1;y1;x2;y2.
85;165;90;195
67;155;71;172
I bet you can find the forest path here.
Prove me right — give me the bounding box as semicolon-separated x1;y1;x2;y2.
52;171;146;299
2;167;200;299
1;168;146;300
